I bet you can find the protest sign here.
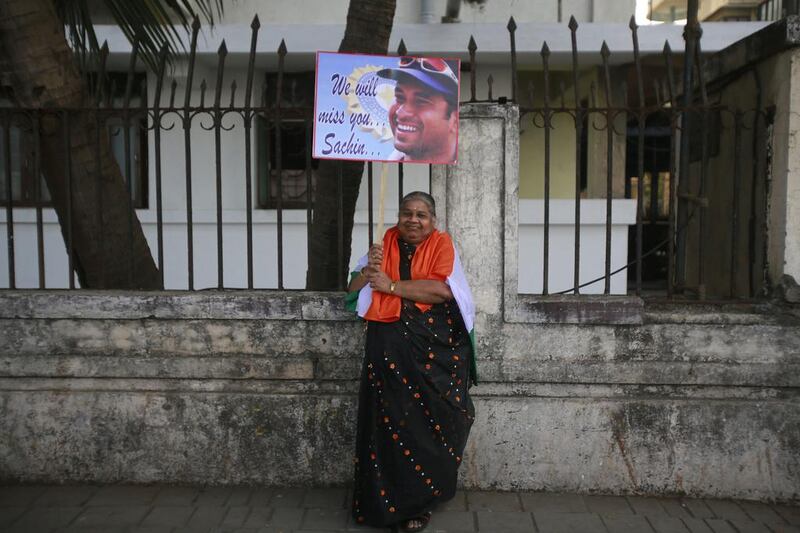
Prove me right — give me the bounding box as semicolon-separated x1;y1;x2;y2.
313;52;460;165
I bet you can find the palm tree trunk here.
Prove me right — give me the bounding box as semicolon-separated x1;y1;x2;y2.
306;0;396;290
0;0;160;289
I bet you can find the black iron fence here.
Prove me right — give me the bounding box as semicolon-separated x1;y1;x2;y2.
759;0;800;20
0;15;774;299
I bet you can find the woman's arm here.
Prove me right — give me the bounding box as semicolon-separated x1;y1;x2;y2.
366;270;453;304
346;244;384;293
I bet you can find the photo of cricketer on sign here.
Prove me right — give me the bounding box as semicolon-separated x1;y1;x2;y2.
313;52;461;165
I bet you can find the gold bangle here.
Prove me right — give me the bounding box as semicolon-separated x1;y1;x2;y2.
389;280;397;293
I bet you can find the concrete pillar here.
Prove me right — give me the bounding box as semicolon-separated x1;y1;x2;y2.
431;103;519;334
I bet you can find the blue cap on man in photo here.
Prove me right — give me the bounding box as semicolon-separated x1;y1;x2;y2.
377;57;459;103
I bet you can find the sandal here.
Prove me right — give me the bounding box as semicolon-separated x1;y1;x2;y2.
401;512;431;532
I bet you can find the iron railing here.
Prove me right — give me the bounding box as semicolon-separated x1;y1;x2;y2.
758;0;800;20
0;14;774;299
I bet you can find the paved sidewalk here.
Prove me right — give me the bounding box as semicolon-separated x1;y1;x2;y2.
1;485;798;533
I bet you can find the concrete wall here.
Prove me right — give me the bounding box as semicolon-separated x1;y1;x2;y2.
1;104;798;501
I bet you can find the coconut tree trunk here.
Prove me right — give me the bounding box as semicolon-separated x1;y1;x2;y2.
0;0;160;289
306;0;396;290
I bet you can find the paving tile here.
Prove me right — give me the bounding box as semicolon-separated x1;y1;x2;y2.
534;511;608;533
185;505;227;529
705;518;737;533
34;485;98;507
725;519;772;533
738;501;787;526
439;491;467;511
71;505;151;526
0;486;48;507
269;488;306;507
152;486;200;506
302;507;349;529
58;526;130;533
584;495;634;516
243;506;273;528
303;488;348;508
775;505;800;526
521;492;588;513
703;500;750;522
658;499;695;520
428;510;475;531
266;506;305;529
229;488;255;506
627;496;668;516
222;505;252;528
194;486;234;506
249;488;276;507
647;515;691;533
6;506;83;530
476;510;535;532
140;505;195;527
680;517;714;533
128;527;176;533
769;526;800;533
344;513;388;532
0;506;26;527
680;500;715;519
602;514;655;532
467;491;522;512
87;486;159;506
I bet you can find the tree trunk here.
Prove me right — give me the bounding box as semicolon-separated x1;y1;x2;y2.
306;0;396;290
0;0;160;289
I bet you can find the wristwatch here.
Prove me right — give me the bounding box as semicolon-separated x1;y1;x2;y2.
389;280;397;293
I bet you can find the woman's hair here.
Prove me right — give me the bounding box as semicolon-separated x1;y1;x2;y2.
400;191;436;216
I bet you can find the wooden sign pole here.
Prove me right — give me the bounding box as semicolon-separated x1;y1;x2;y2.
375;163;389;243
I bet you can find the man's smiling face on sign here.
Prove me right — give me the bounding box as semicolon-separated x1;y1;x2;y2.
388;78;457;162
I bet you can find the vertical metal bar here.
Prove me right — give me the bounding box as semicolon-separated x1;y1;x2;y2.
94;43;109;288
749;72;763;298
32;112;45;288
542;42;551;295
731;111;743;298
305;114;314;270
677;0;699;291
183;17;201;290
368;162;374;245
663;42;678;298
569;17;581;294
244;16;260;290
153;45;168;289
631;17;646;296
695;38;709;299
213;41;228;289
507;17;518;103
2;113;14;289
122;41;139;288
601;41;613;294
337;162;344;290
275;39;287;290
63;111;74;289
468;36;477;102
398;163;404;206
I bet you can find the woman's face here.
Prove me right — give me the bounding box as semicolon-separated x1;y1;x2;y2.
397;199;436;244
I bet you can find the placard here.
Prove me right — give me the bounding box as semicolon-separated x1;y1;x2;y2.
313;52;460;165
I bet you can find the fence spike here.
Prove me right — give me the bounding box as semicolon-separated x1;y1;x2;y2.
94;41;110;107
153;44;169;109
169;79;178;108
487;74;494;101
183;15;201;109
123;39;140;110
276;40;287;108
630;15;645;109
200;79;207;108
230;80;237;108
214;40;227;107
507;16;518;102
244;15;260;109
397;39;408;56
468;35;477;102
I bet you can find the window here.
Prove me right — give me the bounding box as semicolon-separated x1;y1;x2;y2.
0;72;148;208
257;71;317;209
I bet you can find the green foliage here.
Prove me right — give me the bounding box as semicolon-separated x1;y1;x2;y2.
52;0;224;71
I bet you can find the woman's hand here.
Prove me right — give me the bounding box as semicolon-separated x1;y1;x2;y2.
367;243;383;271
366;269;392;293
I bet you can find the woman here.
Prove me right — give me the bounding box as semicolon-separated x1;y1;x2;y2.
347;191;476;532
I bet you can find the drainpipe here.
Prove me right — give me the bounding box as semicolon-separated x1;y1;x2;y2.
442;0;461;23
421;0;437;23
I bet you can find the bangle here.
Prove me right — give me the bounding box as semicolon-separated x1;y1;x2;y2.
389;280;397;293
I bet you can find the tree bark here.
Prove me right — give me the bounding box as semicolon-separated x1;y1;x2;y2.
0;0;160;289
306;0;396;290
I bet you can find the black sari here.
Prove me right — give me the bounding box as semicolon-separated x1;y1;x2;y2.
352;239;475;528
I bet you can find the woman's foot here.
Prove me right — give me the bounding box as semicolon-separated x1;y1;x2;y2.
401;512;431;532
